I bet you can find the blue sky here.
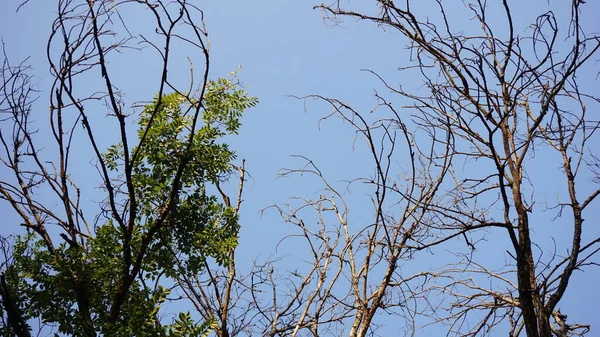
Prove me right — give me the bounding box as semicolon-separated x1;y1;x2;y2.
1;1;599;336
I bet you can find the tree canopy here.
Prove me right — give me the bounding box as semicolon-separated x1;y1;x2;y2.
1;1;598;337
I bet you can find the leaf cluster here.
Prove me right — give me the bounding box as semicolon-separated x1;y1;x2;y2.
4;78;257;336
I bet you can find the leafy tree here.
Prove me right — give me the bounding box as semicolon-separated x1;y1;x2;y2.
0;1;256;336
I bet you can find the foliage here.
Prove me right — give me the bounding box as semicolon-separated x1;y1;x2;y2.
3;0;598;337
2;81;256;336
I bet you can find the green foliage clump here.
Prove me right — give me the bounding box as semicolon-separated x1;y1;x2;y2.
5;77;257;336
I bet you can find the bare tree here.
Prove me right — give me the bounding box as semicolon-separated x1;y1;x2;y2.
231;94;457;337
305;1;600;337
187;1;598;336
186;2;599;336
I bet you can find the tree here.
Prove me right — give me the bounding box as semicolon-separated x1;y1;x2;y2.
184;1;598;336
281;0;597;336
0;0;256;336
2;1;599;337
